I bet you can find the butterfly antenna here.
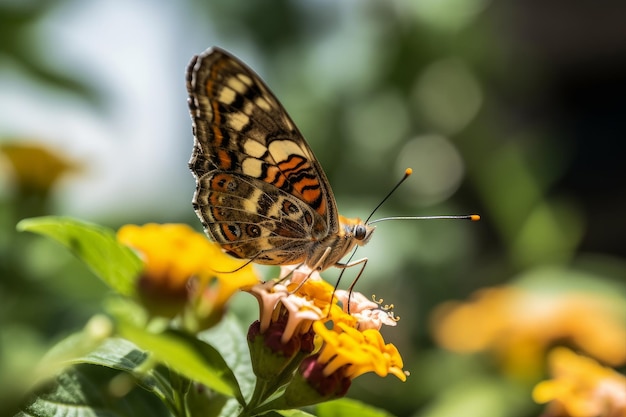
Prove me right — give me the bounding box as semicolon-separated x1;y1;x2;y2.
364;168;414;224
365;167;481;225
369;214;480;224
333;169;479;313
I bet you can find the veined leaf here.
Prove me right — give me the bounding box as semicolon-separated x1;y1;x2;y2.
117;320;244;404
17;216;142;296
200;314;255;401
17;363;170;417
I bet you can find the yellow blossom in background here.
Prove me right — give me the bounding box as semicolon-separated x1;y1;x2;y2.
431;286;626;378
117;223;259;327
0;142;81;193
533;347;626;417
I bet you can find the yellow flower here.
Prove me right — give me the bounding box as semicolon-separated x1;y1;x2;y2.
279;313;405;408
313;321;406;382
1;142;80;191
431;286;626;378
117;223;259;327
533;347;626;417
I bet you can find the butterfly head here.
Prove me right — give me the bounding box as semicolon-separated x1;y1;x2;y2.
339;215;375;246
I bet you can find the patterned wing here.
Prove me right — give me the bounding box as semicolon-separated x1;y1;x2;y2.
187;47;338;263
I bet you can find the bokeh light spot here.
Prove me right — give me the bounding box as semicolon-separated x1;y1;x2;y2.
395;134;465;206
412;58;483;134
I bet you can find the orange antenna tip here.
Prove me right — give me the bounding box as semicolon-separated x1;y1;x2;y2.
470;214;481;222
364;168;413;224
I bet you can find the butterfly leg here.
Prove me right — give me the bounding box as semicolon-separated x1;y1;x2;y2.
335;256;368;270
276;262;306;283
287;247;334;295
332;257;369;314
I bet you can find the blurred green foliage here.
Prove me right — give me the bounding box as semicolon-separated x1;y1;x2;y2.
2;0;625;416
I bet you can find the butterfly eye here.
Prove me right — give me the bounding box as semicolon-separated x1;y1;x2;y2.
354;225;367;241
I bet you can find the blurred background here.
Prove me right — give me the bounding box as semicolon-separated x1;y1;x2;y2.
1;0;625;416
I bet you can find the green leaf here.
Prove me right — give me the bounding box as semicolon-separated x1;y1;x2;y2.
117;320;244;404
76;337;149;373
185;385;231;417
17;363;171;417
16;331;185;417
38;325;174;405
33;319;126;383
199;314;255;400
317;398;395;417
17;216;142;296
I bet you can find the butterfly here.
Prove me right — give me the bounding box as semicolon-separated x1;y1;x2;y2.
186;47;374;272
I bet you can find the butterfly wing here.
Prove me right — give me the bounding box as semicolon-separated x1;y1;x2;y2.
187;47;339;264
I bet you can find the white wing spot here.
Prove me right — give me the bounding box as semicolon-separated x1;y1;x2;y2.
255;97;272;112
244;140;267;158
237;74;253;86
242;157;264;179
227;77;248;94
218;87;236;105
268;139;310;161
243;101;256;116
228;112;250;131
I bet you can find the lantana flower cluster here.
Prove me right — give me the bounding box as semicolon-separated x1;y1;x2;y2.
431;284;626;417
246;265;405;408
533;347;626;417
